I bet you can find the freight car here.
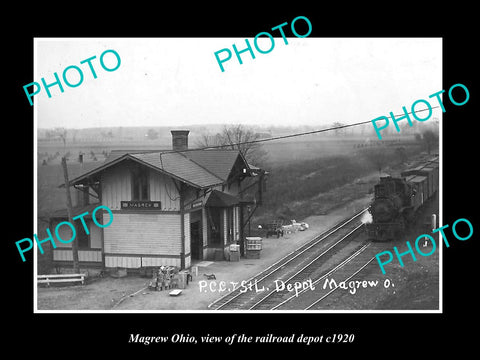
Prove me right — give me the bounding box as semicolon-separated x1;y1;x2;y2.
365;156;439;241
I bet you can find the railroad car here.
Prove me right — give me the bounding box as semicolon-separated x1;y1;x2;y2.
365;156;439;241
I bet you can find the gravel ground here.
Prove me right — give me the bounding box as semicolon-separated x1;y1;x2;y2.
36;160;439;312
36;197;371;311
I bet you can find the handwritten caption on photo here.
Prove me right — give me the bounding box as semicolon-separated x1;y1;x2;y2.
199;277;395;296
199;278;314;297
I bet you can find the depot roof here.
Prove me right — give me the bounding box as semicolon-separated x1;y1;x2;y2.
67;149;254;189
205;190;240;207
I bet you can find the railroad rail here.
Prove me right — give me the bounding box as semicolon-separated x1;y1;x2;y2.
304;255;376;310
272;247;376;310
208;208;368;310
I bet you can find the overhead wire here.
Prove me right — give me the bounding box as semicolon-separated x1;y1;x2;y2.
161;106;440;154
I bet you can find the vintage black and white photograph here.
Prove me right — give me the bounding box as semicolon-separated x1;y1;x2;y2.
33;37;442;312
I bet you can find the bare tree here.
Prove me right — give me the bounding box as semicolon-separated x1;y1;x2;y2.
146;128;159;140
422;130;438;155
197;132;223;148
332;122;346;136
394;146;408;164
197;124;267;165
51;127;67;152
362;148;389;175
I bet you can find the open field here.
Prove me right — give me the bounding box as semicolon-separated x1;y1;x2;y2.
252;140;426;224
36;133;429;220
35;133;439;311
37;134;425;216
36;131;434;274
37;133;417;166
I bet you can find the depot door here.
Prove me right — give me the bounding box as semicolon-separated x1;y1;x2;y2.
190;221;202;260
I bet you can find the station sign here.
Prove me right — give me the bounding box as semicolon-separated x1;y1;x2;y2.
121;201;161;210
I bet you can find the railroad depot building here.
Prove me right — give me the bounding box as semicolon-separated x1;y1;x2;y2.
50;130;265;271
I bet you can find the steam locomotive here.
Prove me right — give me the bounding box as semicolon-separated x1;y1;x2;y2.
365;156;439;241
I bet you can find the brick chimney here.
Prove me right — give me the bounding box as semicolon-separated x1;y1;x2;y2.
171;130;189;151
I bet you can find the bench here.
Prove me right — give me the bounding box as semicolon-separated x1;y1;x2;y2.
37;273;86;286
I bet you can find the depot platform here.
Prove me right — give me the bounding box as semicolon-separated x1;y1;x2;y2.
112;196;370;311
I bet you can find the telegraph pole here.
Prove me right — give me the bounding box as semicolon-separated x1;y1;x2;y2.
61;156;80;273
58;128;80;274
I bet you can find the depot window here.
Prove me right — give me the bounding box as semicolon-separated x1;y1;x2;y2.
131;167;150;201
77;223;90;248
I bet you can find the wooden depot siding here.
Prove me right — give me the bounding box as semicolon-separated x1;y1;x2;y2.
233;206;237;241
90;224;102;248
53;249;103;262
52;220;102;248
149;170;181;211
235;206;240;241
102;211;191;269
224;181;239;196
104;212;181;255
100;163;192;269
52;218;104;263
184;211;191;257
223;208;228;245
202;207;208;259
105;255;184;268
101;164;130;210
101;163;180;211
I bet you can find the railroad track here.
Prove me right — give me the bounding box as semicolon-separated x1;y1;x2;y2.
303;254;377;310
272;245;376;310
208;208;369;310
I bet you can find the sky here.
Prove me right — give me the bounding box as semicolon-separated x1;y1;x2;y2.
35;37;442;130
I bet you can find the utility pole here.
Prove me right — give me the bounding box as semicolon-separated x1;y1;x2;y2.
58;127;80;273
61;156;80;273
247;206;251;237
179;182;185;270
